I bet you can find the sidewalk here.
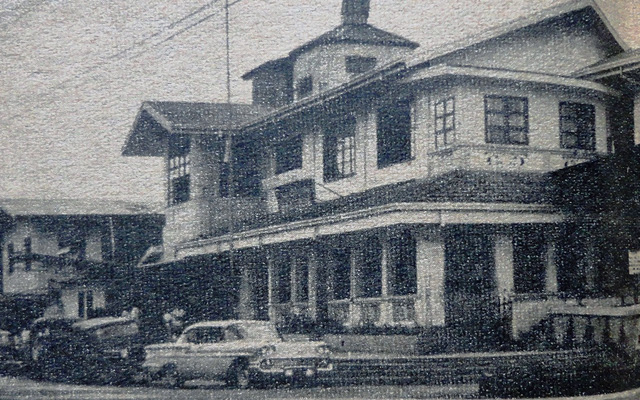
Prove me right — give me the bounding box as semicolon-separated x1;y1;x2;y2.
322;348;639;398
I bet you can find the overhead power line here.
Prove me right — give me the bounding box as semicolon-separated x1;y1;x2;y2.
6;0;249;122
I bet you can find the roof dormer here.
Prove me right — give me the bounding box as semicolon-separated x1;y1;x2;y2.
242;0;419;106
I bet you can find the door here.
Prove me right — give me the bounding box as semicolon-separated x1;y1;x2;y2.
444;228;501;350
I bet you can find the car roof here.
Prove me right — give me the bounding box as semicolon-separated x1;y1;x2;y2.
72;316;136;331
185;320;273;330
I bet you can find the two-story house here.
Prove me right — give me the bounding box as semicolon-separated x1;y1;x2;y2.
0;199;163;333
124;0;640;352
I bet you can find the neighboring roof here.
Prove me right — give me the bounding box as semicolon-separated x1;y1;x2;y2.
575;49;640;79
242;23;418;81
123;101;270;157
406;0;628;70
0;198;161;217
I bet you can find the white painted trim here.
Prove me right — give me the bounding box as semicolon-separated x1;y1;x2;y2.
175;202;562;258
403;64;620;97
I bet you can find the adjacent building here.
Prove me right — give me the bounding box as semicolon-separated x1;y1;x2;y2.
0;199;163;332
123;0;640;352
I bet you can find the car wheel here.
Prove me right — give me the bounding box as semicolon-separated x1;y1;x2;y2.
226;361;250;389
162;365;185;388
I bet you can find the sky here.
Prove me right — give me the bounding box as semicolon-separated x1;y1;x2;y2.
0;0;638;204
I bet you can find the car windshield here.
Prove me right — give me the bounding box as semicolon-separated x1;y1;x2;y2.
182;327;225;344
91;322;139;339
236;322;280;341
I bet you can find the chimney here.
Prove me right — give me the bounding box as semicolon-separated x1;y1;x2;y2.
342;0;370;25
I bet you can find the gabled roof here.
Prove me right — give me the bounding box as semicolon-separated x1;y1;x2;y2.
122;101;270;157
406;0;628;70
289;23;419;59
242;23;418;81
0;198;161;217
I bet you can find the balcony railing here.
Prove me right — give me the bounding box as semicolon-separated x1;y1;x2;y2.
327;295;417;327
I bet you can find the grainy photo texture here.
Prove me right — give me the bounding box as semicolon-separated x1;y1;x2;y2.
1;0;639;398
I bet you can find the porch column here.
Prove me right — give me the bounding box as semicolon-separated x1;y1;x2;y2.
266;248;277;321
308;246;318;320
416;228;445;327
378;235;393;326
237;260;254;319
494;233;514;297
581;231;598;296
545;236;559;294
348;245;361;327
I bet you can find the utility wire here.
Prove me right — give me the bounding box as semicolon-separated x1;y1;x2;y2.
6;0;249;121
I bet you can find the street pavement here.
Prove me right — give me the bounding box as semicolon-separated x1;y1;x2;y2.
3;375;640;400
0;375;478;400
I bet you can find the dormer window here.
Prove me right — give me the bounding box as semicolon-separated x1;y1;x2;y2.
345;56;377;74
296;76;313;99
168;135;191;206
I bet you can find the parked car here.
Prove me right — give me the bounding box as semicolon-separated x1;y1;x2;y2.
27;316;144;383
143;320;333;388
0;329;22;374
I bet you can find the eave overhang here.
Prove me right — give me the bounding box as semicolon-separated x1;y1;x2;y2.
122;102;270;157
405;0;628;71
402;64;621;97
174;202;562;258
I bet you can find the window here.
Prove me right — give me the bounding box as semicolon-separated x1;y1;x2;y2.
296;76;313;99
275;180;314;215
168;135;191;206
346;56;377;74
485;95;528;145
377;98;413;168
513;227;546;294
332;247;351;300
324;115;356;182
24;237;32;271
434;97;455;148
294;253;309;303
560;102;595;150
7;243;14;274
78;290;94;319
389;230;417;296
359;235;382;298
275;135;303;174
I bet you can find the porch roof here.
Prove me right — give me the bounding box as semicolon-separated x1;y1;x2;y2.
253;170;552;230
175;170;557;257
551;145;640;219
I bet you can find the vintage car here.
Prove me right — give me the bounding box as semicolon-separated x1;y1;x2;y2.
0;329;22;373
28;316;144;383
143;320;333;388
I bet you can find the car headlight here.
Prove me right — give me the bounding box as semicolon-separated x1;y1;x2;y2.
315;345;331;355
120;348;129;358
258;345;276;357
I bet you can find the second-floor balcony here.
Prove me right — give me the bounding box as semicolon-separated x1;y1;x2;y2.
164;196;267;246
